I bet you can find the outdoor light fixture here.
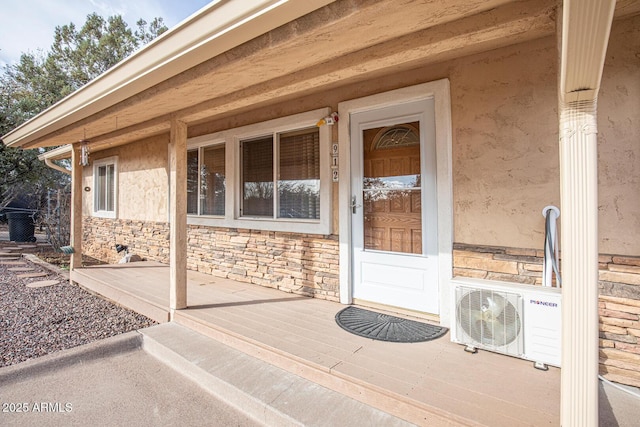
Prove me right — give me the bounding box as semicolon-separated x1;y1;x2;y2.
80;140;90;166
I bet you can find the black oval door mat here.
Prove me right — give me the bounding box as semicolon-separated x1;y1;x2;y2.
335;306;448;343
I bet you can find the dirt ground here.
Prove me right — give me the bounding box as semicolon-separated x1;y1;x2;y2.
0;221;157;368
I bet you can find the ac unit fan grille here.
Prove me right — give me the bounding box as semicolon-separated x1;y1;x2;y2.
456;287;523;352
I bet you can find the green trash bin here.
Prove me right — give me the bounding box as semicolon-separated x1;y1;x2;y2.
6;211;36;242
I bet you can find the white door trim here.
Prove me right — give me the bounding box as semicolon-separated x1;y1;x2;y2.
338;79;454;326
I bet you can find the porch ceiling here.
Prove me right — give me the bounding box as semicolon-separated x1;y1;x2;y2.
4;0;639;154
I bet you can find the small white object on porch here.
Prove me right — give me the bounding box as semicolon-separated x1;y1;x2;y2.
559;1;616;426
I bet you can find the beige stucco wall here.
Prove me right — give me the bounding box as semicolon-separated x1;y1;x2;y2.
446;13;639;255
597;15;640;256
447;15;640;256
449;37;560;249
190;35;563;251
83;135;168;222
92;15;638;256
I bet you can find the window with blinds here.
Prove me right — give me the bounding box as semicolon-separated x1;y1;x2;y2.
187;150;198;214
201;146;226;215
185;107;331;234
93;157;117;218
187;145;226;216
241;136;274;217
240;127;320;220
279;129;320;219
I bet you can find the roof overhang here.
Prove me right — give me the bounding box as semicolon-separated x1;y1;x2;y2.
3;0;639;154
2;0;335;148
38;145;73;175
38;144;72;161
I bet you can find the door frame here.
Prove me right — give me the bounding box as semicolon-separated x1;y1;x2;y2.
337;79;454;326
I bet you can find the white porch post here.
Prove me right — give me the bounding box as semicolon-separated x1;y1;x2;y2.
169;118;188;311
559;1;615;426
70;143;83;270
559;99;600;426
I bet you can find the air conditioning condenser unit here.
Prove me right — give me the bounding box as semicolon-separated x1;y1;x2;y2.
451;278;562;368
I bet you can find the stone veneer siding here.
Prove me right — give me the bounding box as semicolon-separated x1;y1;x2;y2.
83;217;171;264
454;243;640;388
186;225;339;300
82;217;340;300
81;220;640;386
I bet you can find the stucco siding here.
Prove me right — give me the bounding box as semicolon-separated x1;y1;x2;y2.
445;14;640;256
81;14;639;259
185;36;562;252
597;14;640;256
449;37;559;250
83;135;168;223
118;136;168;222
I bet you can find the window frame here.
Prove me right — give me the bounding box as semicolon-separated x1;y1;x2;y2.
92;156;118;219
187;139;226;217
187;108;332;234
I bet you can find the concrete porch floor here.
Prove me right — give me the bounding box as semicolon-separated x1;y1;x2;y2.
70;261;564;426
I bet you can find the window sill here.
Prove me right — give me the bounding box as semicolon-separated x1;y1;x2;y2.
93;211;116;219
187;215;331;235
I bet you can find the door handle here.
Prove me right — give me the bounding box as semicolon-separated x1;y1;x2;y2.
351;196;362;214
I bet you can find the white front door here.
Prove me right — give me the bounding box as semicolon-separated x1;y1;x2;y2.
351;98;439;314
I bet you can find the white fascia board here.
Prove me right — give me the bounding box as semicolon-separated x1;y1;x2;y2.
37;144;73;161
37;144;73;175
2;0;335;148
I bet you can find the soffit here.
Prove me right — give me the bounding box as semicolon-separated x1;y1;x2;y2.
615;0;640;19
2;0;335;148
20;0;547;151
14;0;636;153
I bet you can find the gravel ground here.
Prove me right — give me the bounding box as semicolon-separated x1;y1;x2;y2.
0;244;156;367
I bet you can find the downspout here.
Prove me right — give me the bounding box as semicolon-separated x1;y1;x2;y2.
44;158;71;176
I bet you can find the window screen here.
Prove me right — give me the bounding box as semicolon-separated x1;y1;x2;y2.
106;164;115;211
241;136;274;217
96;165;107;211
278;128;320;219
201;145;225;216
96;164;115;212
187;146;225;216
187;150;198;215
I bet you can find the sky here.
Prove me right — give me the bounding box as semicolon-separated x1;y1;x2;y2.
0;0;213;67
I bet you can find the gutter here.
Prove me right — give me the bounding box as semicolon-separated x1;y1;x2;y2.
38;145;72;175
43;158;71;176
2;0;335;148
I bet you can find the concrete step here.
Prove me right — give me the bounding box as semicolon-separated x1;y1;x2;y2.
0;252;21;258
173;311;471;426
140;322;415;427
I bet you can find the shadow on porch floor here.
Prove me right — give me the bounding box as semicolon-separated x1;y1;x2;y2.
71;261;560;426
